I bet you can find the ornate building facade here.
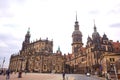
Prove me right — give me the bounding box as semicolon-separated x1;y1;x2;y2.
85;22;120;75
9;15;120;75
9;28;64;73
64;16;120;75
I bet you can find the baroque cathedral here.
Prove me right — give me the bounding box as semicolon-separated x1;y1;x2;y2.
9;28;64;73
9;15;120;75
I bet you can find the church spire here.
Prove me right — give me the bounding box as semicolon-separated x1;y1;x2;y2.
92;19;100;41
75;12;79;30
57;46;61;54
22;27;31;50
75;11;78;24
76;11;78;22
27;27;30;34
58;46;60;52
25;27;31;43
94;19;97;32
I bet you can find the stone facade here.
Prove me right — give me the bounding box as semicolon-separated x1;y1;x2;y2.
64;16;120;75
85;23;120;75
9;29;64;73
9;16;120;75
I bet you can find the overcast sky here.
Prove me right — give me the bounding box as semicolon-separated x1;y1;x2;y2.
0;0;120;68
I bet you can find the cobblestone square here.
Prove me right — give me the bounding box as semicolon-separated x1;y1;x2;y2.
0;73;105;80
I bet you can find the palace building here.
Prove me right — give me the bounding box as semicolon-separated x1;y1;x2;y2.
9;15;120;75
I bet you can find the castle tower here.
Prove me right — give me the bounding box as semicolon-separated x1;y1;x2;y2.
92;20;100;43
72;14;83;54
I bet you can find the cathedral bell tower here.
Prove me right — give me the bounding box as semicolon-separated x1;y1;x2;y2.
25;27;30;43
72;14;83;54
22;28;31;50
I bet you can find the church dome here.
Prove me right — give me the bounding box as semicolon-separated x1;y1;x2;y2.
72;30;82;36
102;33;108;40
92;31;100;39
87;36;92;42
92;24;100;39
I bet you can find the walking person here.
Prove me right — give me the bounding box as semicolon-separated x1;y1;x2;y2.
62;72;65;80
6;69;10;80
18;70;22;78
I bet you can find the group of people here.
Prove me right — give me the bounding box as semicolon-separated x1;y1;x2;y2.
1;69;113;80
0;69;11;80
6;69;10;80
0;69;24;80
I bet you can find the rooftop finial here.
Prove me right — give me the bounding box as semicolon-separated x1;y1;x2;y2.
76;11;78;21
27;27;30;33
93;19;97;32
58;46;60;51
94;19;95;27
28;27;30;31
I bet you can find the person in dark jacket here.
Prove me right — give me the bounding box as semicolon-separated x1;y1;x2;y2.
6;69;10;80
62;72;65;80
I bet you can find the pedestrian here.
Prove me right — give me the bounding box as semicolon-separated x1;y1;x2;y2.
18;70;22;78
1;70;3;75
62;72;65;80
6;69;10;80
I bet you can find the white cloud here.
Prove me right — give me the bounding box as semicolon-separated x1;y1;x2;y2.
0;41;8;48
